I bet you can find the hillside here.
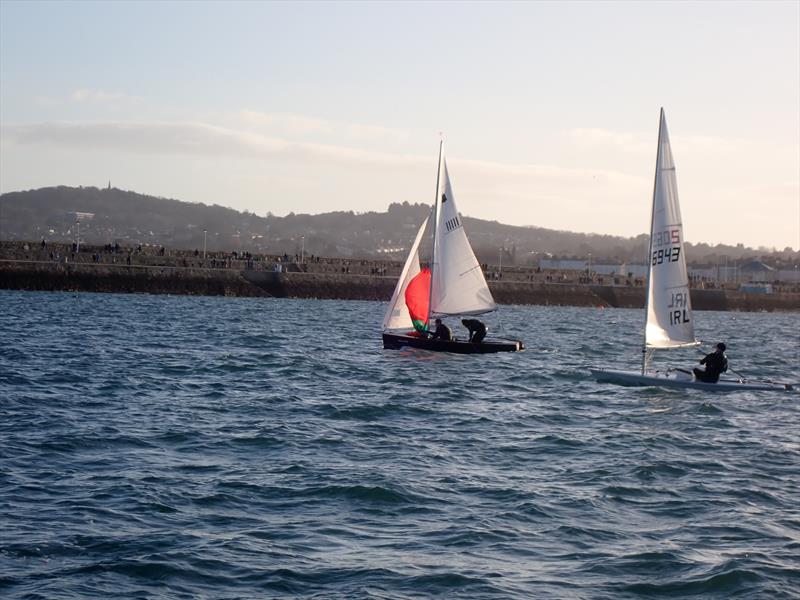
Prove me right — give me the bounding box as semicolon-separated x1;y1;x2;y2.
0;186;795;266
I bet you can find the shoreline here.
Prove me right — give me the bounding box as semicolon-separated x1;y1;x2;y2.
2;259;799;312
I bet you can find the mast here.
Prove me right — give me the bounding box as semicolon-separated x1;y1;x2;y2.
642;108;664;374
426;139;444;330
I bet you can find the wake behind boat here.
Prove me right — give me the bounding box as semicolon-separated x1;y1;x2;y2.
591;109;795;393
381;141;524;354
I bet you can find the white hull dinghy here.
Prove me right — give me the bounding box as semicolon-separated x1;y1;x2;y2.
590;368;794;392
591;109;796;393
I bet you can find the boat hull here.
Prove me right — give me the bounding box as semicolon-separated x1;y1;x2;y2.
590;368;795;392
383;332;523;354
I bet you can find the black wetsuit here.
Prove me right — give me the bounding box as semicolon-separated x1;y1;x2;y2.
432;323;452;341
693;351;728;383
462;319;487;343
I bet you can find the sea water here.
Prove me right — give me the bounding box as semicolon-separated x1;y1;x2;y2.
1;290;799;599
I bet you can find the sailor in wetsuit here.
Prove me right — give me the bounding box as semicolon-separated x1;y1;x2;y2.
431;318;452;341
693;343;728;383
461;318;487;343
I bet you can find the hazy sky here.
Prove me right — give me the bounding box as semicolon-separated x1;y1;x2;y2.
1;1;798;249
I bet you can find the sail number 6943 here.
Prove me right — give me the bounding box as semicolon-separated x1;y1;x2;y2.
652;247;681;265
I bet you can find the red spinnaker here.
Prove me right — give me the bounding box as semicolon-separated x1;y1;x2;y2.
405;267;431;332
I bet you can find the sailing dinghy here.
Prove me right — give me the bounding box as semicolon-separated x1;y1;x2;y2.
590;109;795;392
382;142;524;353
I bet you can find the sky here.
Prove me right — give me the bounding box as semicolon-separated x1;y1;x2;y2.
1;0;798;250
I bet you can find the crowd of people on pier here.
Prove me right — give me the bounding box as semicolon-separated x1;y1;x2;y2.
2;240;798;294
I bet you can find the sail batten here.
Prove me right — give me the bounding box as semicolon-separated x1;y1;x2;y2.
430;308;495;318
643;109;697;352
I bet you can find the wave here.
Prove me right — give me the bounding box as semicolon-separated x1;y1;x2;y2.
2;292;799;599
301;484;423;506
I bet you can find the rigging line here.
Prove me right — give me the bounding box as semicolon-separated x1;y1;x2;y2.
458;265;484;277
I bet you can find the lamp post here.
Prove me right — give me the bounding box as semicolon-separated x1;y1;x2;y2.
76;220;80;252
301;235;305;264
203;229;207;259
498;246;502;275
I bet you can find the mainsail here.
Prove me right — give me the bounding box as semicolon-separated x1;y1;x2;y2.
429;157;495;318
643;108;698;354
382;216;429;330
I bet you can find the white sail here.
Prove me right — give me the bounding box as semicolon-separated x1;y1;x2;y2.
382;215;429;330
430;157;496;317
644;109;698;349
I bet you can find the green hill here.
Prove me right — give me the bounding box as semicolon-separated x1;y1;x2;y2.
0;185;794;266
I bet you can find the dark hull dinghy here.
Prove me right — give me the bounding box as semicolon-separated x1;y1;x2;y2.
383;332;523;354
381;141;523;355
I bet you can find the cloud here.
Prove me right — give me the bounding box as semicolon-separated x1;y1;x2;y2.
239;110;335;135
2;120;649;195
671;133;747;154
238;110;410;143
454;156;645;188
34;96;60;107
2;119;651;227
448;156;650;225
1;120;424;168
5;119;648;195
567;127;747;155
346;122;410;143
71;89;134;104
568;127;651;154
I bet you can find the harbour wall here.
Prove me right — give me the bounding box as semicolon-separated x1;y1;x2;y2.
0;261;270;297
2;260;799;312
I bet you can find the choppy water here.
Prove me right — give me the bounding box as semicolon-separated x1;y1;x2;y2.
1;290;799;599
